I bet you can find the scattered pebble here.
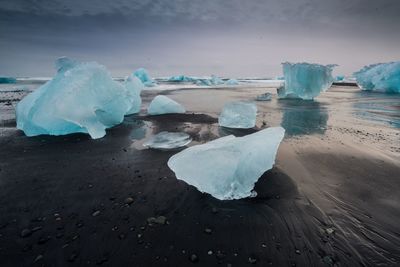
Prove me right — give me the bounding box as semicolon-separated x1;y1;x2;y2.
189;254;199;263
248;256;257;264
147;216;167;225
204;228;212;234
92;211;101;217
34;254;43;263
124;197;134;205
21;228;32;238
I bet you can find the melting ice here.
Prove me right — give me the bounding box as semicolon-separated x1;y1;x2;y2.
143;131;192;150
354;62;400;93
134;68;157;87
168;127;285;200
16;57;143;139
279;62;336;100
219;101;257;129
147;95;186;115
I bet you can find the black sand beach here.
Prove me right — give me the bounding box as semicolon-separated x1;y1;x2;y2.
0;85;399;267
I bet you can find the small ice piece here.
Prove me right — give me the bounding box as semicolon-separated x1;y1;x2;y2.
133;68;157;87
335;75;345;82
0;77;17;84
143;131;192;150
168;127;285;200
147;95;186;115
225;79;239;85
219;101;257;129
256;92;272;101
16;57;140;139
210;75;224;85
354;62;400;93
279;62;336;100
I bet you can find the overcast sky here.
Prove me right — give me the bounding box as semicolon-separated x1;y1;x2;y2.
0;0;399;77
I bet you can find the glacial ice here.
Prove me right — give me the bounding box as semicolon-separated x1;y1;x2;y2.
354;62;400;93
143;131;192;150
124;74;145;114
335;75;345;81
168;127;285;200
0;77;17;84
168;75;195;82
256;92;272;101
219;101;257;129
147;95;186;115
279;62;336;100
16;57;142;139
225;79;239;85
134;68;157;87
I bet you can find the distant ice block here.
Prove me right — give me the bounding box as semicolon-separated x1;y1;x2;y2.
219;101;257;129
354;62;400;93
16;57;141;139
168;127;285;200
147;95;186;115
256;92;272;101
143;131;192;150
335;75;345;81
0;77;17;84
210;75;224;85
134;68;157;87
279;62;336;100
225;79;239;85
168;75;194;82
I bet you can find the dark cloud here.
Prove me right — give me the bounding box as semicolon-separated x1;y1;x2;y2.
0;0;399;77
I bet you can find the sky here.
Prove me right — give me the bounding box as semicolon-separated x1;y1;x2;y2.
0;0;399;78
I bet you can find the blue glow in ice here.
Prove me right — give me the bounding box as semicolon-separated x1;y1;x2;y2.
16;57;142;139
147;95;185;115
134;68;157;87
0;77;17;84
168;127;285;200
219;101;257;129
279;62;336;100
335;75;345;81
225;79;239;85
354;62;400;93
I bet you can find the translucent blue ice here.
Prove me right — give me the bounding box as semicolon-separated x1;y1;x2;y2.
16;57;142;139
147;95;185;115
143;131;192;150
124;74;144;114
0;77;17;84
354;62;400;93
219;101;257;129
168;75;195;82
335;75;345;81
225;79;239;85
279;62;336;100
168;127;285;200
133;68;157;87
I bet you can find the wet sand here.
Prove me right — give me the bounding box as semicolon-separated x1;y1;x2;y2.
0;85;399;266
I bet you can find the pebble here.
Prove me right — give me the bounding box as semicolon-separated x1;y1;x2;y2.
34;254;43;263
147;216;167;225
207;250;213;255
124;197;134;205
189;254;199;263
248;256;257;264
204;228;212;234
92;211;101;217
21;228;32;238
295;249;301;255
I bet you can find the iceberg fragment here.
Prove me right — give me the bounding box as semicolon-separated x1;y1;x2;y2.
143;131;192;150
147;95;185;115
279;62;336;100
219;101;257;129
124;74;144;114
225;79;239;85
0;77;17;84
354;62;400;93
335;75;345;82
256;92;272;101
168;127;285;200
168;75;195;82
134;68;157;87
16;57;141;139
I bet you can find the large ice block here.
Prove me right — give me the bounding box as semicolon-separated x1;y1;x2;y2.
124;74;144;114
219;101;257;129
354;62;400;93
279;62;336;100
143;131;192;150
168;127;285;200
147;95;185;115
16;57;141;139
134;68;157;87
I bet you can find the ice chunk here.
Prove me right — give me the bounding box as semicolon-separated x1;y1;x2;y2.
0;77;17;84
134;68;157;87
147;95;185;115
256;92;272;101
279;62;336;100
143;131;192;150
210;75;224;85
354;62;400;93
219;101;257;129
168;127;285;200
16;57;140;139
225;79;239;85
124;74;144;114
168;75;194;82
335;75;345;81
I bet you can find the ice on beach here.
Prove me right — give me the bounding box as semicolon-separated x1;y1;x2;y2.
219;101;257;129
0;77;17;84
335;75;345;81
354;62;400;93
279;62;336;100
256;92;272;101
134;68;157;87
124;74;145;114
143;131;192;150
147;95;186;115
168;75;194;82
225;79;239;85
16;57;142;139
168;127;285;200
